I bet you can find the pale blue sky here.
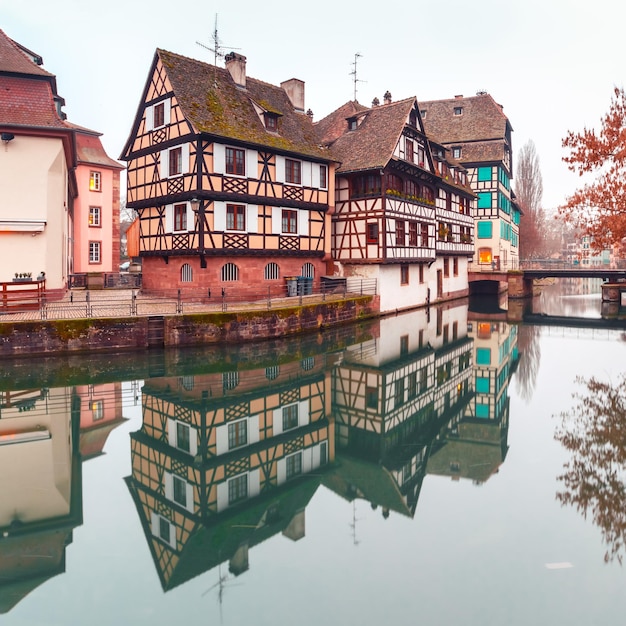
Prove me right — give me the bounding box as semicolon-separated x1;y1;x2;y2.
2;0;624;209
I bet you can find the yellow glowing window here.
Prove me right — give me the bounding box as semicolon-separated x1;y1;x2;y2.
478;248;492;264
89;171;101;192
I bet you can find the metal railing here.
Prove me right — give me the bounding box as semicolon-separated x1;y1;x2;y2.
0;277;378;322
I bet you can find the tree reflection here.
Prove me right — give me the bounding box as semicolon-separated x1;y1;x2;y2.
555;374;626;563
515;324;541;403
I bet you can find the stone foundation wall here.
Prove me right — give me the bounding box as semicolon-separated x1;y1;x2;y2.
0;296;377;358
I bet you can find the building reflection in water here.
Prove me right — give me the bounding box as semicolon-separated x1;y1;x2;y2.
126;301;521;590
0;382;125;613
0;302;522;608
125;352;334;591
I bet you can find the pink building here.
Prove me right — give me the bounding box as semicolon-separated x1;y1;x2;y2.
71;126;124;274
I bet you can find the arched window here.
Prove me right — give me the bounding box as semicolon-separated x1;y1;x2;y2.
301;263;315;278
221;263;239;282
265;366;280;381
222;371;239;391
301;357;315;371
264;262;280;280
181;263;193;282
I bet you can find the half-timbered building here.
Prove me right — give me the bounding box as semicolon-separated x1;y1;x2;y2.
327;301;474;517
125;355;333;590
121;50;336;295
420;93;520;270
316;94;475;313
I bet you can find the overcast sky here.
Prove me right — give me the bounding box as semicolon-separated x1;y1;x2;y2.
3;0;624;209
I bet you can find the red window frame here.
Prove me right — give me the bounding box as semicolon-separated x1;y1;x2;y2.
226;204;246;230
154;102;165;128
226;147;245;176
285;159;301;185
282;209;297;234
173;203;187;231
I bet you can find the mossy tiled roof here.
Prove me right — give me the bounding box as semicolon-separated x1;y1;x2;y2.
158;49;333;162
317;97;417;172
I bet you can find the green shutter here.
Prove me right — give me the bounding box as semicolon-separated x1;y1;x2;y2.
477;192;492;208
478;167;491;181
477;221;493;238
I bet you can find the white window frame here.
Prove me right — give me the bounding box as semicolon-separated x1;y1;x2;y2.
89;206;101;227
146;98;171;131
89;241;101;263
160;143;190;179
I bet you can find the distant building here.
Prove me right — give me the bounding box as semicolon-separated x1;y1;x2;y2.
420;93;520;270
0;29;122;294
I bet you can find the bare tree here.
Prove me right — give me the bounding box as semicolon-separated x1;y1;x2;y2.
516;140;545;258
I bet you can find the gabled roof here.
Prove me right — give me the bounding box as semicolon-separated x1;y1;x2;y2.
0;30;66;130
317;97;419;172
124;49;333;162
69;124;124;169
0;29;52;78
420;93;512;164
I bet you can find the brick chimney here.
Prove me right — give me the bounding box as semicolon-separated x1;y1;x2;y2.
281;78;305;113
225;52;246;88
383;91;392;105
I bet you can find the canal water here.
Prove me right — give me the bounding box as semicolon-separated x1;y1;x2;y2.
1;279;625;625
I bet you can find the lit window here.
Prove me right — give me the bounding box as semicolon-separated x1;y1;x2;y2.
282;209;297;234
89;241;101;264
174;203;187;231
285;159;301;184
89;206;101;227
226;147;245;176
91;400;104;421
226;204;245;230
89;171;101;192
478;248;493;264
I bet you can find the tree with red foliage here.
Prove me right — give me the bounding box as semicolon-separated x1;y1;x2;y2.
560;87;626;251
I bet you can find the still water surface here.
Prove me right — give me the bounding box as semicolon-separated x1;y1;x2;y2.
1;279;625;625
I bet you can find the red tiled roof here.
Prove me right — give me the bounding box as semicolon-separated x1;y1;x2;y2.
151;49;333;161
0;75;67;128
73;127;124;169
0;29;52;77
317;97;417;172
419;93;512;144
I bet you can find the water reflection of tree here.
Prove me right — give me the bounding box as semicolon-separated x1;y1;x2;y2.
555;374;626;563
515;325;541;402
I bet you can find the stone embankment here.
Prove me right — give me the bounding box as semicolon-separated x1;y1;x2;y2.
0;290;378;358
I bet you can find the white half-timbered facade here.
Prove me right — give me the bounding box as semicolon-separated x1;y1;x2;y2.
328;302;474;517
317;95;474;313
420;93;520;270
121;50;336;296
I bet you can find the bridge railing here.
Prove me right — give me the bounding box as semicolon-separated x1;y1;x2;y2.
468;260;521;273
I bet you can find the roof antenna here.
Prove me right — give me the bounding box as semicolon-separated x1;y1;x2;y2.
196;14;240;86
349;53;366;102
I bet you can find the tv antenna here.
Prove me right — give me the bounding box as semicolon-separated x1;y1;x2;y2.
349;52;366;102
196;14;240;85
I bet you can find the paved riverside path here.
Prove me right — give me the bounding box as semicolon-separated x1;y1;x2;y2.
0;288;353;323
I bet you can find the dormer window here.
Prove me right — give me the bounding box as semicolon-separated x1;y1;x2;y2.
452;146;462;159
264;113;278;131
454;106;463;116
348;117;357;131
